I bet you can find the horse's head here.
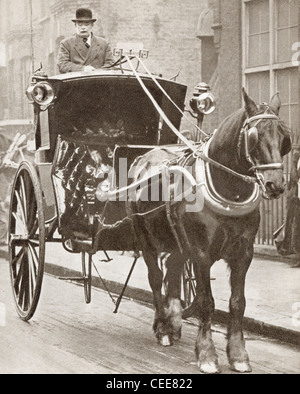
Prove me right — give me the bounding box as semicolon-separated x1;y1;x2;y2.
241;88;292;199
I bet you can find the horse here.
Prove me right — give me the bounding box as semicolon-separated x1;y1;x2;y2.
128;88;292;374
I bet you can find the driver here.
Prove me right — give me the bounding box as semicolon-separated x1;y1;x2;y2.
57;8;114;74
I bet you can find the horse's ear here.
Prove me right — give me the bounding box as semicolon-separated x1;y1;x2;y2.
242;87;258;117
269;92;281;115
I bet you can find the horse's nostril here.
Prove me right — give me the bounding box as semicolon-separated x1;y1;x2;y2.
265;181;285;196
265;181;276;192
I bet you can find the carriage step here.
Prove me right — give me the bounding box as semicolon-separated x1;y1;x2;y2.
58;276;87;282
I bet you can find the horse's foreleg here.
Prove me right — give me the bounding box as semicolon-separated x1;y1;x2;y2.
165;251;184;341
194;251;220;374
227;251;252;373
143;249;173;346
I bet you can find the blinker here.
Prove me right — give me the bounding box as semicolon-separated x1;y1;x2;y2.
247;126;258;152
281;136;292;157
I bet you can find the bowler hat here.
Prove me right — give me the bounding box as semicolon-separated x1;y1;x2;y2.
72;8;97;23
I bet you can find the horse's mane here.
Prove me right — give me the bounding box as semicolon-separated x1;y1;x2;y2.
209;108;247;163
217;108;246;138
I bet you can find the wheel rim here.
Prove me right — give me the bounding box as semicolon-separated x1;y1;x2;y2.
82;252;92;304
8;163;45;321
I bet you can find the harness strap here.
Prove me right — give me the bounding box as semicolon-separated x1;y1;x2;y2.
249;163;283;172
125;55;281;186
197;151;257;184
244;113;279;125
125;55;200;153
137;56;209;139
165;200;184;255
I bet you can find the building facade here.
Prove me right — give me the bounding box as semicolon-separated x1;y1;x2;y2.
200;0;300;245
0;0;209;127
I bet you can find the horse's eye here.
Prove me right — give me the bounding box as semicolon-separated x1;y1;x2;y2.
247;127;258;152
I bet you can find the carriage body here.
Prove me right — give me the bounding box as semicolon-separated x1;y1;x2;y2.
32;70;187;252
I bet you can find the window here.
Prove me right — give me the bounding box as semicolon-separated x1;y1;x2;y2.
275;0;298;64
247;0;270;68
243;0;299;127
242;0;299;244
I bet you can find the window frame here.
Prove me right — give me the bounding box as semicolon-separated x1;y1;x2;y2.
242;0;299;245
242;0;299;98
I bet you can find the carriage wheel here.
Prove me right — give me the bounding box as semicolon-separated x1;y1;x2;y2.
181;259;198;319
8;161;45;321
81;252;92;304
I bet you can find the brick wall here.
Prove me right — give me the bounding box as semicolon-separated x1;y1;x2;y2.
1;0;211;135
99;0;204;111
200;0;243;134
216;0;242;120
49;0;205;117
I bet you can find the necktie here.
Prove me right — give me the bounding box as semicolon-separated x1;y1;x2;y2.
83;38;90;48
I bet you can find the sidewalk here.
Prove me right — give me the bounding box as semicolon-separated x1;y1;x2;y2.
43;243;300;347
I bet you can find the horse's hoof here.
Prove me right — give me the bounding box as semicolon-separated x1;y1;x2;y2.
230;361;252;373
160;335;172;347
198;361;220;374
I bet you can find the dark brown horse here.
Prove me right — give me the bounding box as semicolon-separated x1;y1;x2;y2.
129;89;291;373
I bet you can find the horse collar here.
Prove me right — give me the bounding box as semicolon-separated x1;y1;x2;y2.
194;139;261;216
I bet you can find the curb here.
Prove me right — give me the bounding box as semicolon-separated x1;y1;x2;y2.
254;245;299;265
45;262;300;348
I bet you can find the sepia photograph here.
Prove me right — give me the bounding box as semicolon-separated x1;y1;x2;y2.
0;0;299;378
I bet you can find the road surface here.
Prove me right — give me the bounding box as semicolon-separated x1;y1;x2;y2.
0;256;299;374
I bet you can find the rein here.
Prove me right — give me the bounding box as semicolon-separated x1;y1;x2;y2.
124;55;282;188
195;150;257;184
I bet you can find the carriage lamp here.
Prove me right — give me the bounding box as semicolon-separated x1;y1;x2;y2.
26;82;55;106
189;82;216;116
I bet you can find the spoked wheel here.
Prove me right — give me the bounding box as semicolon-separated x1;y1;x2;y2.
181;259;197;319
81;252;92;304
8;162;45;321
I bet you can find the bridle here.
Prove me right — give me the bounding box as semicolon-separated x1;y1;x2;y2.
238;107;282;193
241;111;281;170
194;107;284;194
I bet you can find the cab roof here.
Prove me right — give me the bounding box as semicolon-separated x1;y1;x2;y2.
36;68;186;89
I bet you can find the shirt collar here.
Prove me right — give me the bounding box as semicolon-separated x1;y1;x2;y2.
86;33;92;46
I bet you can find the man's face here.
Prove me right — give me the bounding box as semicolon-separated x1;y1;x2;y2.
75;21;94;37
